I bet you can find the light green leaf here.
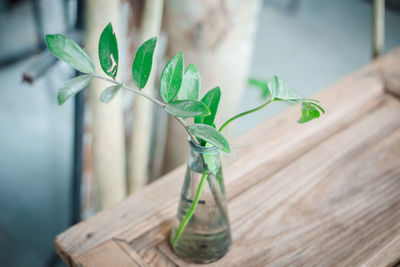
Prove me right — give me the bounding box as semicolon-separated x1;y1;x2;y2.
46;34;95;74
195;87;221;126
132;37;157;89
58;74;93;105
204;154;218;175
248;78;270;99
165;100;210;118
309;102;325;114
203;143;220;175
160;52;183;103
100;84;122;103
99;23;119;78
298;102;324;123
188;124;230;153
268;76;300;101
177;64;200;100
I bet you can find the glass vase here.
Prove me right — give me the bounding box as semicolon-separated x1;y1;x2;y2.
170;139;231;263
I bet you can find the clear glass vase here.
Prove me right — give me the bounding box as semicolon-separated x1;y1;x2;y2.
170;139;231;263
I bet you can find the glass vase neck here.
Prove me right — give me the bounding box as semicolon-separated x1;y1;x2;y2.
188;138;219;155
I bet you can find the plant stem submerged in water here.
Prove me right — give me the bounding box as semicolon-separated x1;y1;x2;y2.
172;171;209;246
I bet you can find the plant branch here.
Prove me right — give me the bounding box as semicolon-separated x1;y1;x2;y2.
219;99;273;132
93;74;199;144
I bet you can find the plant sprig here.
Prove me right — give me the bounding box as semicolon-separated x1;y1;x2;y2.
46;22;325;248
46;23;323;153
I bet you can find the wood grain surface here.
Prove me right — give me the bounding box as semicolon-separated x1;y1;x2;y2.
56;48;400;266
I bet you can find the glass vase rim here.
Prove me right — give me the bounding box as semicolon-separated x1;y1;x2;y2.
188;138;219;155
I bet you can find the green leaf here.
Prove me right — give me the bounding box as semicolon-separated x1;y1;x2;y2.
46;34;95;74
100;84;122;103
188;124;230;153
268;76;301;101
132;37;157;89
195;87;221;126
203;143;220;175
298;102;324;123
249;78;270;99
160;52;183;103
98;23;119;78
58;74;93;105
165;100;210;118
177;64;200;100
309;102;325;114
204;155;218;175
195;87;221;146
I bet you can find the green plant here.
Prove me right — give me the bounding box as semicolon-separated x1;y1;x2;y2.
46;22;324;247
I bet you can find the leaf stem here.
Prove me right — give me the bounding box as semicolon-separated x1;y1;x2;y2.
173;116;198;143
93;74;166;107
93;74;199;144
218;100;273;132
172;171;209;247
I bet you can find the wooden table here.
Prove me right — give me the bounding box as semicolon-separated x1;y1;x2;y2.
56;48;400;267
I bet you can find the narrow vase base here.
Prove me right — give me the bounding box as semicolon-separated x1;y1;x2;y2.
171;231;231;264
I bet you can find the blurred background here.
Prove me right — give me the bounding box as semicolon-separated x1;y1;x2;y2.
0;0;399;266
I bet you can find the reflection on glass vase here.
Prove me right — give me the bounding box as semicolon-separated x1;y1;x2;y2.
171;139;231;263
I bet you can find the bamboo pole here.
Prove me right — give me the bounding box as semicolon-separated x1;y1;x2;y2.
128;0;164;193
85;0;127;209
373;0;385;58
